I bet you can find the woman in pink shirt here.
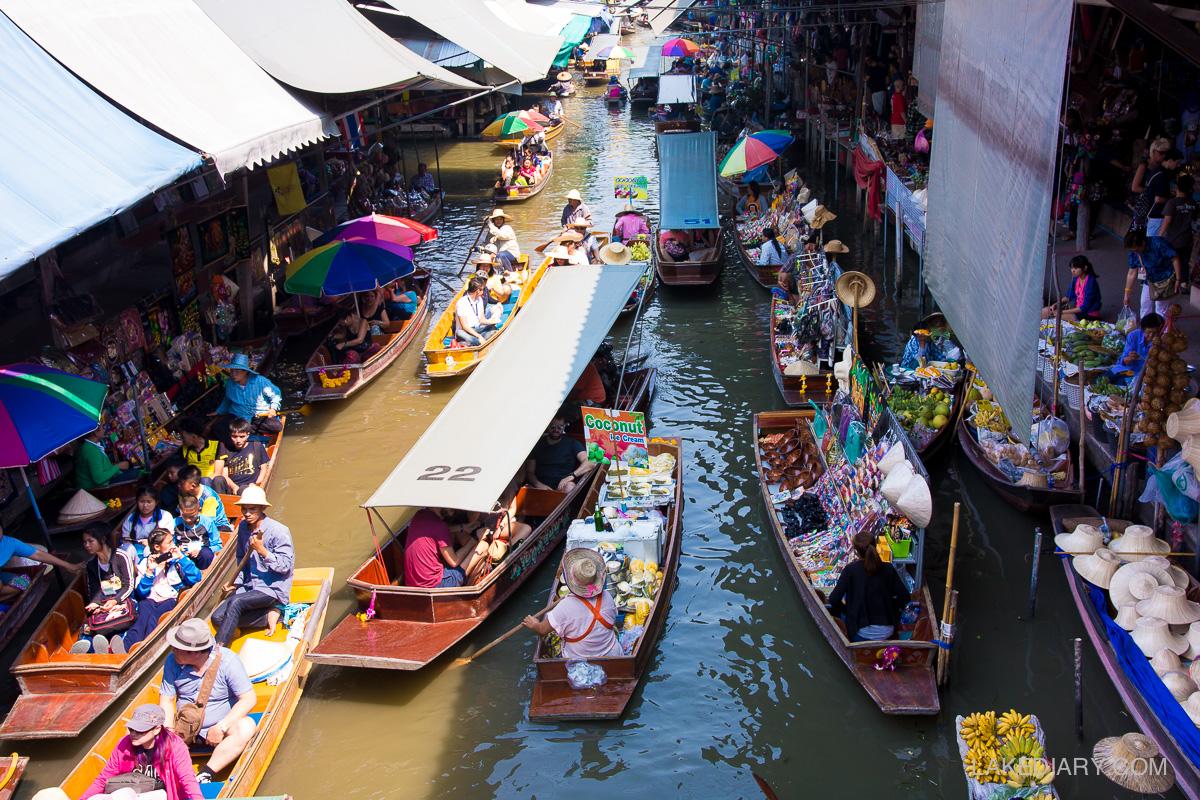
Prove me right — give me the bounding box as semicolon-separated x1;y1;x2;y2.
82;703;202;800
523;548;622;659
612;205;650;243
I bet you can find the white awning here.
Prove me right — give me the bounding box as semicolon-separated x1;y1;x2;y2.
650;0;698;34
374;0;562;84
365;265;643;512
486;0;574;37
630;42;664;79
657;74;696;105
527;1;611;19
0;0;334;177
585;33;621;56
193;0;479;93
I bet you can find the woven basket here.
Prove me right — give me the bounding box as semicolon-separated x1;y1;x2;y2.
1062;379;1083;411
1041;355;1057;384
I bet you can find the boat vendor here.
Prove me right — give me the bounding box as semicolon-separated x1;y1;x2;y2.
737;181;765;216
525;415;594;493
552;71;573;96
1124;228;1186;317
612;204;650;243
827;530;911;642
79;703;202;800
899;328;935;370
757;227;788;272
547;95;564;121
402;507;491;588
411;163;438;195
486;208;521;258
560;189;593;229
606;75;627;100
160;618;258;786
1041;255;1102;322
74;428;141;491
522;548;622;659
0;523;82;605
455;276;502;346
210;486;293;646
1111;311;1165;383
210;353;282;438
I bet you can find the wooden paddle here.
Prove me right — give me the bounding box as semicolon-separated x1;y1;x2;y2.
752;773;779;800
448;599;556;668
558;114;582;129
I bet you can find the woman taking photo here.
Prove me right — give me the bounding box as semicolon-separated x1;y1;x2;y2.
827;530;910;642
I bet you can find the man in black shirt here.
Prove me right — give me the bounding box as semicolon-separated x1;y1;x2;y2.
525;416;593;492
211;417;271;495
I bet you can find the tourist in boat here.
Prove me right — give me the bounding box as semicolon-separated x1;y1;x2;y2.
612;204;650;243
455;276;501;346
157;456;186;517
211;417;271;496
72;523;138;654
384;277;419;321
737;181;764;215
74;428;140;491
119;486;175;560
173;494;221;570
568;356;608;406
547;245;574;268
211;487;293;646
327;307;375;363
0;523;82;604
1124;227;1185;317
525;416;593;493
361;286;390;328
569;221;602;263
211;354;282;437
486;209;521;257
121;529;201;650
402;507;491;588
757;226;788;272
411;162;438;196
515;156;538;186
160;618;258;785
522;548;622;659
1041;255;1103;322
79;703;202;800
827;530;910;643
1112;311;1164;382
178;417;219;482
176;466;231;532
498;155;515;187
659;229;692;262
561;189;593;229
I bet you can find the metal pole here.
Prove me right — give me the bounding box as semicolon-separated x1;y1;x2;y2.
1073;637;1084;739
1027;527;1044;619
432;129;443;192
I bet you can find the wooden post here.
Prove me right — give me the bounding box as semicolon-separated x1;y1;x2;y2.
1027;527;1043;619
936;502;961;685
938;589;959;687
1074;637;1084;738
1050;302;1063;417
1078;360;1087;499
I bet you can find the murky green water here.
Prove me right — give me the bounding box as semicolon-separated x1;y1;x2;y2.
12;29;1176;800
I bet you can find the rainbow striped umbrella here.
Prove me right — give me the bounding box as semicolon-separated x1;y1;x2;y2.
718;130;795;177
314;214;438;248
481;113;545;138
0;363;108;468
661;38;701;57
284;239;415;298
592;44;636;60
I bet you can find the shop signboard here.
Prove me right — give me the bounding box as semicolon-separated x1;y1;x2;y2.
581;405;649;469
613;175;648;201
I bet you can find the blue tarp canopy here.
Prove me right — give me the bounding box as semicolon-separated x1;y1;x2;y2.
0;11;201;276
658;131;719;229
552;14;593;69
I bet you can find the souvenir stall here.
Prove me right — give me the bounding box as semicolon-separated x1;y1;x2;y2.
770;252;849;407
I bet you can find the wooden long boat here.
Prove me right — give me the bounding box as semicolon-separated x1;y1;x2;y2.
653;228;724;287
769;296;835;407
530;437;683;720
422;255;541;380
957;413;1080;514
734;220;779;289
882;314;965;462
494;155;554;203
0;756;28;800
753;409;940;714
606;92;628;108
490;118;566;150
582;66;610;85
406;189;443;226
0;561;55;654
302;271;432;402
60;567;333;799
655;118;702;135
1053;505;1200;799
274;296;343;339
307;371;656;672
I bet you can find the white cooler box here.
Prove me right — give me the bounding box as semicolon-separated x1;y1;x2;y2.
565;516;663;563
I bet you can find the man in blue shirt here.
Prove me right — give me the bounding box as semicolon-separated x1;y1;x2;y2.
1111;312;1164;384
211;486;293;646
0;524;82;603
1124;229;1186;318
211;353;282;438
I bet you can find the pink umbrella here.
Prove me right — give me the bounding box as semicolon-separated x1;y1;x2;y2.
315;214;438;248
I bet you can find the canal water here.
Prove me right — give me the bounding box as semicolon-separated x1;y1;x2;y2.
14;31;1173;800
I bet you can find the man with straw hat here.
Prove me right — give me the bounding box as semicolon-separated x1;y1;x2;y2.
522;548;622;660
553;230;590;266
210;486;293;647
560;189;593;229
567;219;601;263
485;209;521;257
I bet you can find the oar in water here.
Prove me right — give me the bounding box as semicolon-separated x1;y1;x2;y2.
448;599;556;669
752;773;779;800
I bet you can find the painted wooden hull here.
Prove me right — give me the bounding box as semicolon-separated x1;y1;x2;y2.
0;756;28;800
494;157;554;203
303;271;432;401
490;119;566;150
753;410;940;714
957;416;1080;513
606;94;628;107
653;230;724;287
1053;505;1200;800
734;224;778;289
0;563;55;654
655;119;702;135
407;189;443;226
59;568;333;799
530;438;683;720
422;255;540;379
769;297;835;407
582;69;609;85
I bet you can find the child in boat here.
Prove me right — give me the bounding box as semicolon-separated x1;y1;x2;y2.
522;548;623;659
173;493;222;569
121;529;201;649
157;455;186;515
73;524;138;654
211;417;271;496
119;485;175;561
177;466;231;532
516;157;537;186
178;417;219;482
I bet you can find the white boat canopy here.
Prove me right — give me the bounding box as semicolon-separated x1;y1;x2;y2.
657;74;696;105
365;265;644;512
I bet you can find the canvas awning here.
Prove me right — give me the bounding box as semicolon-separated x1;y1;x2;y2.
553;14;594;69
487;0;576;36
1;0;334;177
375;0;562;84
0;10;202;275
193;0;479;93
657;74;696;104
650;0;698;34
629;43;663;79
585;33;621;58
365;264;643;512
658;131;719;229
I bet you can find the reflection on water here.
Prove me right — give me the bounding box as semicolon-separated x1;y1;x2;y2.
14;29;1177;800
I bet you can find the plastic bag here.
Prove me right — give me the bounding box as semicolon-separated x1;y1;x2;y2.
1140;452;1200;522
1116;304;1137;335
566;660;607;689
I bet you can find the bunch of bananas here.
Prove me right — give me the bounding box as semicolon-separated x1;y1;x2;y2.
959;711;997;747
972;400;1009;433
1005;757;1054;787
1023;793;1055;800
998;733;1044;763
961;744;1004;784
997;709;1036;740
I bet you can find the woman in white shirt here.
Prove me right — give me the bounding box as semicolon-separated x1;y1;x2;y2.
486;209;521;257
119;486;174;562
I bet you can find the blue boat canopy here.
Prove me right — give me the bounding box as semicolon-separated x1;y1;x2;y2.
0;11;201;276
658;131;719;230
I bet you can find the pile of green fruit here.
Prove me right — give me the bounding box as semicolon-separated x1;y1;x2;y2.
889;385;953;443
629;240;651;262
1060;327;1120;369
1089;375;1127;399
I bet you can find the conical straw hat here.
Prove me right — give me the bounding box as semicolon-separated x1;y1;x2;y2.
877;441;906;476
1073;548;1121;589
1189;658;1200;686
1169;565;1191;590
880;461;914;504
1152;647;1183;676
1136;585;1200;625
1186;692;1200;727
1163;670;1198;701
1166;397;1200;441
1184;622;1200;660
1110;561;1173;608
57;489;108;524
1093;732;1176;792
1056;524;1103;555
1132;616;1188;656
895;475;932;528
1182;435;1200;476
1111;525;1171;562
1113;602;1142;631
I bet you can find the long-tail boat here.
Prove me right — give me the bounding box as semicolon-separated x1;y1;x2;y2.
655;130;723;287
1052;505;1200;799
302;270;432;401
957;410;1080;513
59;567;333;799
494;153;554;203
880;314;965;462
422;255;541;379
529;437;682;720
490;118;566;151
752;408;940;714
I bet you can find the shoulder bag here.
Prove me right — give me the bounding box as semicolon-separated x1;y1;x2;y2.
174;649;222;746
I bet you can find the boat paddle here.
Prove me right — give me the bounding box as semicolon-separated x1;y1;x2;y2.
448;599;556;669
752;773;779;800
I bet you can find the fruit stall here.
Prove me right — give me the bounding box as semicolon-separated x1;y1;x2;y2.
956;709;1058;799
963;373;1075;490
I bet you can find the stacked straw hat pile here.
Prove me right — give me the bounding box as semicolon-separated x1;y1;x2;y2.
1167;399;1200;475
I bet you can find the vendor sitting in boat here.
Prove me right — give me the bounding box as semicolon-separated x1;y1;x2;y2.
605;75;627;101
827;530;910;642
1041;255;1102;322
403;507;491;588
659;229;694;262
522;548;623;659
612;204;650;243
900;328;936;370
736;181;765;216
211;354;282;437
1111;311;1164;383
561;189;593;229
525;416;594;493
486;209;521;259
74;428;142;491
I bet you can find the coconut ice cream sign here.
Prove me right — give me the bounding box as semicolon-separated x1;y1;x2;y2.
581;407;649;469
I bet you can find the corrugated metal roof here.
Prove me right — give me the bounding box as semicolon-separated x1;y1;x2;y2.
396;36;480;69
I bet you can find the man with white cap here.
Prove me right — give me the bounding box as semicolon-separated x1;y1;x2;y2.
160;618;257;785
560;189;593;229
522;548;622;659
485;209;521;258
210;486;293;647
80;702;202;799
